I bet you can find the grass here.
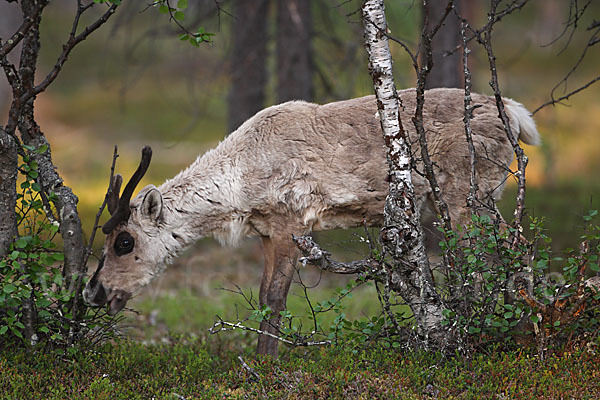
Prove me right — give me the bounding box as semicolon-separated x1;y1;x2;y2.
125;279;395;344
2;339;600;399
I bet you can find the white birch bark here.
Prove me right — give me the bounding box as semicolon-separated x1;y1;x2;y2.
362;0;451;348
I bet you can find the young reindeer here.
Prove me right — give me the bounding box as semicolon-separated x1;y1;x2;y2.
83;88;540;357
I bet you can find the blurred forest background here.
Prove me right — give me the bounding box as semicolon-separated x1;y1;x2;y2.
1;0;598;342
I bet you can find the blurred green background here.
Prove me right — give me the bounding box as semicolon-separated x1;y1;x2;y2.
1;0;598;342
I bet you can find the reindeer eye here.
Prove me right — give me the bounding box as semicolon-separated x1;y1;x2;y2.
114;232;135;256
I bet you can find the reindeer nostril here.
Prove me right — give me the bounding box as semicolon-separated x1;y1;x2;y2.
91;283;108;306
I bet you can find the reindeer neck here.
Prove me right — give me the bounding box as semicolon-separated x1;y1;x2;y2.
157;145;249;248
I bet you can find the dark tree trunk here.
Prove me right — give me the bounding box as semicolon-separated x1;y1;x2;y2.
0;1;21;257
227;0;269;133
16;0;86;316
276;0;313;102
0;1;21;115
0;130;17;257
423;0;463;89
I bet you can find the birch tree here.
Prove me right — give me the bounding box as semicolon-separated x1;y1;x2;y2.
362;0;453;349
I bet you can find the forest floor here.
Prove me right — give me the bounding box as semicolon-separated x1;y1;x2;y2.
3;338;600;399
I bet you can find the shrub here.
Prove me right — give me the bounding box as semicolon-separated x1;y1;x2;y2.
0;147;114;350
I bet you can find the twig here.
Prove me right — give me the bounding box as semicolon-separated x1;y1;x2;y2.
460;20;479;211
0;14;37;58
445;0;530;57
412;0;454;231
21;2;119;104
533;75;599;115
479;0;529;248
548;26;599;105
83;146;119;268
237;356;260;381
209;319;331;347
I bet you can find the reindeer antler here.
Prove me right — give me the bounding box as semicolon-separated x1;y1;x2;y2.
102;146;153;234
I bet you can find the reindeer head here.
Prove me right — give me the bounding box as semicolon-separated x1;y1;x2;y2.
83;146;167;315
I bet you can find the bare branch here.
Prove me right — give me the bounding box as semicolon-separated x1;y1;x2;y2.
83;146;119;269
460;20;479;211
533;75;600;115
0;14;36;59
541;0;593;53
292;234;379;275
209;319;331;347
412;0;455;231
479;0;529;247
445;0;530;58
21;2;119;104
237;356;259;381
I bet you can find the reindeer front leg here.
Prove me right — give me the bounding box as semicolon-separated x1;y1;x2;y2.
257;235;297;357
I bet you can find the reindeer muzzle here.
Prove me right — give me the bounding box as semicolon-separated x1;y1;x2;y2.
84;280;131;316
83;256;131;315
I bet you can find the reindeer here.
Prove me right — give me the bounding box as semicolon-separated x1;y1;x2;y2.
83;88;540;357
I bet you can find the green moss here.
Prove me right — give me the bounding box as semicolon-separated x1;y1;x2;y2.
2;342;600;399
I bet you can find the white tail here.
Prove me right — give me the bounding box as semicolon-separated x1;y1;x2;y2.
504;97;541;146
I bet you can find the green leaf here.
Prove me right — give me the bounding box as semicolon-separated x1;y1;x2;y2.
468;326;481;334
10;327;23;339
179;33;189;41
0;326;7;335
530;314;540;324
3;284;16;294
15;238;28;249
159;4;169;13
177;0;188;9
174;10;185;20
36;298;52;308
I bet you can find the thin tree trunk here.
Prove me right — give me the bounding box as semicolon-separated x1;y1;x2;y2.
0;2;22;258
363;0;452;349
0;1;21;116
276;0;313;102
0;129;17;257
423;0;463;89
17;0;86;317
227;0;269;133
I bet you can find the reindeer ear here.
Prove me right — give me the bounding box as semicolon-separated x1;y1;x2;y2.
141;186;163;223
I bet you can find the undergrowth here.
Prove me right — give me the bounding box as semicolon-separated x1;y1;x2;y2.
2;339;600;399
